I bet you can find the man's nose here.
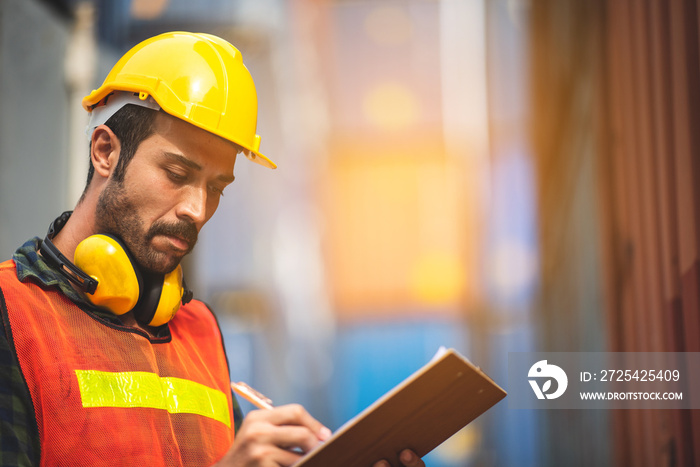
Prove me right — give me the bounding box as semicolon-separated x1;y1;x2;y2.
176;185;207;228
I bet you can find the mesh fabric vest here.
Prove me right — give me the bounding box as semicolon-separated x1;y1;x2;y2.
0;260;234;466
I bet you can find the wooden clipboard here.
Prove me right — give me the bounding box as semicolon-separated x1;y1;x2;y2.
295;348;507;467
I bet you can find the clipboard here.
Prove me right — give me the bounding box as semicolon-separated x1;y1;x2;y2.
295;348;507;467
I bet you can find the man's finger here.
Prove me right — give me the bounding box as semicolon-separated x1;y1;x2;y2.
268;425;326;454
254;404;332;441
399;449;425;466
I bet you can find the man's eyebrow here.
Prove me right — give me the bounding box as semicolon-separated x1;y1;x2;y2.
163;151;235;183
218;173;236;183
163;151;202;171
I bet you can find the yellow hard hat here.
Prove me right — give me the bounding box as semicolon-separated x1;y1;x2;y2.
83;31;275;169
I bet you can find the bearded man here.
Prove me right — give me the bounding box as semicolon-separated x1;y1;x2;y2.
0;31;425;467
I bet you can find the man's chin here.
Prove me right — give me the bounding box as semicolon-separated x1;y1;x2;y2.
138;251;186;276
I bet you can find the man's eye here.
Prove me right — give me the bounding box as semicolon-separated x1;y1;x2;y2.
167;170;186;182
209;185;225;197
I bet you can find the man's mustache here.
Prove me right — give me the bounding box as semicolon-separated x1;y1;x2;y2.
147;220;198;252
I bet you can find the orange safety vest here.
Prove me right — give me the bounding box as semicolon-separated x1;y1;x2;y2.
0;260;234;466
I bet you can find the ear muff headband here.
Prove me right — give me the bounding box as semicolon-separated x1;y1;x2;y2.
40;212;98;294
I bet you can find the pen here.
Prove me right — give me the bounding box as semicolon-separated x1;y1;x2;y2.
231;381;274;410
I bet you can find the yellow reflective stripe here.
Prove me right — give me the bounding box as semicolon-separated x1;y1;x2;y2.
160;377;230;427
75;370;231;427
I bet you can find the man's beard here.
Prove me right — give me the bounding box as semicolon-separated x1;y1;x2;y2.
94;179;198;275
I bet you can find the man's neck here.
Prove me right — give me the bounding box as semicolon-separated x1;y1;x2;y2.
51;203;98;263
116;311;160;337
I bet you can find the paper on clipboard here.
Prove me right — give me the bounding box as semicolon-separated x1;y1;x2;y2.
295;348;507;467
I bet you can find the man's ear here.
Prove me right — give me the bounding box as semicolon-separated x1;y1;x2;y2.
90;125;120;179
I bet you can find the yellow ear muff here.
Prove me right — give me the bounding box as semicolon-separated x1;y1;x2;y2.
147;265;185;327
73;234;141;315
72;233;188;326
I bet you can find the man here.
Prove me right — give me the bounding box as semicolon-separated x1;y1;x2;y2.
0;32;424;466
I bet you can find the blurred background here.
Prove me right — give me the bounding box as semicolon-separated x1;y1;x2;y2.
1;0;699;465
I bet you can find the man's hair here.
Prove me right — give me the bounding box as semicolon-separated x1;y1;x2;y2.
80;104;157;200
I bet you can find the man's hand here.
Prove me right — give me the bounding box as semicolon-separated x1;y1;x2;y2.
215;404;331;467
373;449;426;467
